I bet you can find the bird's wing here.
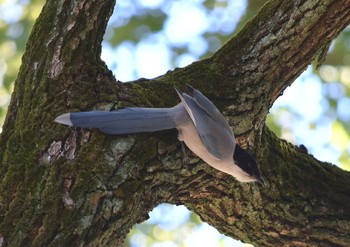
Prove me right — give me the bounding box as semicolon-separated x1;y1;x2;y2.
175;86;235;160
186;84;233;135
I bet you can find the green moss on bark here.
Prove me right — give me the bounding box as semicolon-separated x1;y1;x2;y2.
1;0;350;246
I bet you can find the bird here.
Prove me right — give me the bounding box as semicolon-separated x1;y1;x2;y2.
55;85;264;184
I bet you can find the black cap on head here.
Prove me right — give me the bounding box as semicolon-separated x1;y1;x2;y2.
233;145;265;185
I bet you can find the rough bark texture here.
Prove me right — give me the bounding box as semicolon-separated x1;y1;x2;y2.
0;0;350;246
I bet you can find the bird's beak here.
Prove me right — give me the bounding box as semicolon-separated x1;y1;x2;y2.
256;176;265;185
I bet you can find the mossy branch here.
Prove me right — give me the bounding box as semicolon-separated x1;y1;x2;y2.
0;0;350;246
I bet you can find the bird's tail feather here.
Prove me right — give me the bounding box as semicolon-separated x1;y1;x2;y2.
54;107;177;135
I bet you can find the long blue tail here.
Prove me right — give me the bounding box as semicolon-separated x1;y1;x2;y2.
55;107;177;135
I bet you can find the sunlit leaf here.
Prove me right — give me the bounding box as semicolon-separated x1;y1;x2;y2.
331;121;349;150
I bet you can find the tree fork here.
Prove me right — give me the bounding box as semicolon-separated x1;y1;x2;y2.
0;0;350;246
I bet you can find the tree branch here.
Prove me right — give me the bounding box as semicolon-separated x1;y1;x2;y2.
0;0;350;246
213;0;350;114
179;128;350;246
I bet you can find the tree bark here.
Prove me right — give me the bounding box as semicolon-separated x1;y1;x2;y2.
0;0;350;246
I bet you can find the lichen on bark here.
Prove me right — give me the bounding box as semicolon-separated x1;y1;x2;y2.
0;0;350;246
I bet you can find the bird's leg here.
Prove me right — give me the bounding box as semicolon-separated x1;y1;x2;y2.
181;141;189;165
177;129;190;165
177;129;189;165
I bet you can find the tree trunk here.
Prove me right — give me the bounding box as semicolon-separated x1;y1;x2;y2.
0;0;350;246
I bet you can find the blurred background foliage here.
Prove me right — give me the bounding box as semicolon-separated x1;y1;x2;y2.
0;0;44;130
0;0;349;246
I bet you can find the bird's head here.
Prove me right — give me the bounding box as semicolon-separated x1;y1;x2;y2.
233;145;265;185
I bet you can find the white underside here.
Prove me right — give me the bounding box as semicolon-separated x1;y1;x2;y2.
176;118;256;183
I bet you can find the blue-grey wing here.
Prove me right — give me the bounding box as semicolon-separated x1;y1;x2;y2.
175;86;235;159
186;85;233;134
